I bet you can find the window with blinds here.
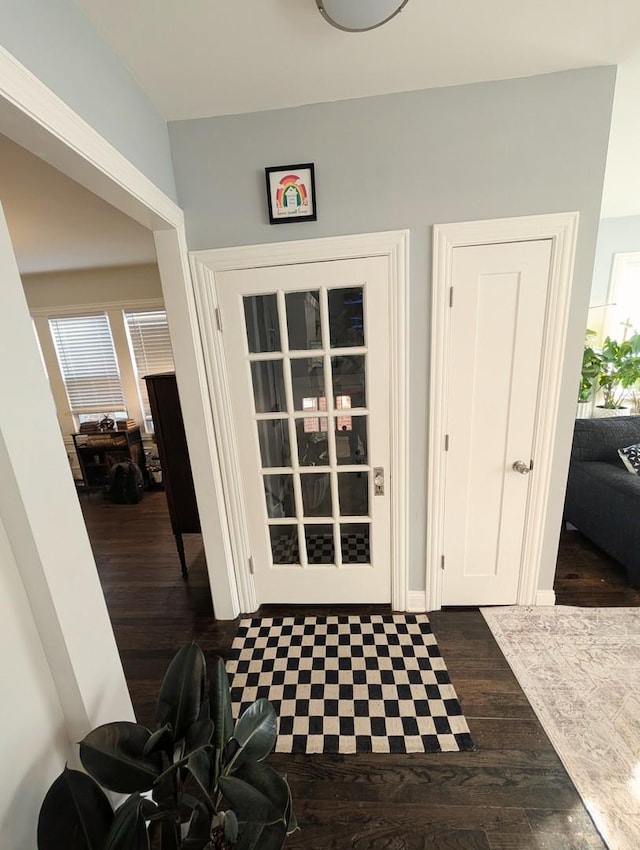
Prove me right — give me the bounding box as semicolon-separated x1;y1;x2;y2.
125;309;175;430
49;314;126;415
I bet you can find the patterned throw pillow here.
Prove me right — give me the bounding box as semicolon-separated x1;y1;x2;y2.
618;443;640;475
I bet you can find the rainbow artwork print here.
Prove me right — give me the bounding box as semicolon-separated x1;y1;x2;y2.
265;163;317;224
275;174;309;215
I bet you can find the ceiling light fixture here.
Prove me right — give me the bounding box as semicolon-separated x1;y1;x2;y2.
316;0;410;32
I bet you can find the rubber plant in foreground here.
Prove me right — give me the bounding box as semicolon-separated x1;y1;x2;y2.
37;643;297;850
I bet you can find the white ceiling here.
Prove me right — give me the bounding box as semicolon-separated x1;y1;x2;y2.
0;134;157;274
74;0;640;218
3;1;639;276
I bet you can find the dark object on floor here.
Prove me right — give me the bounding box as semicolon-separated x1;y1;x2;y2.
37;644;297;850
228;613;474;755
144;373;200;577
564;415;640;587
106;459;144;504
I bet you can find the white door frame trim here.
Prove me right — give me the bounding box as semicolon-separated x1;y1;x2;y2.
0;44;240;753
427;212;580;611
190;230;410;613
0;45;238;620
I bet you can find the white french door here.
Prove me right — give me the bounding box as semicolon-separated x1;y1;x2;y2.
216;256;391;604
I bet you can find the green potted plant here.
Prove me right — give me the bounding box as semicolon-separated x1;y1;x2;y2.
593;332;640;417
577;329;601;418
37;643;297;850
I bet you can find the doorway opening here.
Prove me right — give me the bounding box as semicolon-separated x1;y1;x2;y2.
0;131;212;721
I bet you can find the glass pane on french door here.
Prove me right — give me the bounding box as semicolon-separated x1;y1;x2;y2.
244;285;371;568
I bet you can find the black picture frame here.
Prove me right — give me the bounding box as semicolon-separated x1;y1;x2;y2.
265;163;317;224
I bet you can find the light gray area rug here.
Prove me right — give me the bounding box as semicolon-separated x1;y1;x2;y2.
482;606;640;850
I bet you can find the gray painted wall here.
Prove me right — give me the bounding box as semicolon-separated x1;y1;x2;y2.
0;0;176;200
591;215;640;306
169;67;616;593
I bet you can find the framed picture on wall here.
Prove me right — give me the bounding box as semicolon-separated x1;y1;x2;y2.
265;163;317;224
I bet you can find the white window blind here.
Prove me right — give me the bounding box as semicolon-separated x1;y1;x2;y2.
125;310;175;426
49;314;125;413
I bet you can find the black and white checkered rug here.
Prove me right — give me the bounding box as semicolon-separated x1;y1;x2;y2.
227;614;474;754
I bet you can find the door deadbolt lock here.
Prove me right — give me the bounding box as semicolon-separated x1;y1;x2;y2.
374;467;385;495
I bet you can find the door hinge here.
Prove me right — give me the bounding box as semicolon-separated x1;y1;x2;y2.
215;307;223;332
449;287;454;308
444;434;449;451
530;458;534;471
248;555;255;575
441;555;445;571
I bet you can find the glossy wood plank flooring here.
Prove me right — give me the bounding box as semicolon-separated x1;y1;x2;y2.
80;491;619;849
555;527;640;607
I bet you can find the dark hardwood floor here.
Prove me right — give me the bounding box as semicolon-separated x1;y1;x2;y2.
79;490;624;850
555;526;640;607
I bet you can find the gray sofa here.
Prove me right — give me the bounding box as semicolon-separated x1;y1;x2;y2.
564;415;640;587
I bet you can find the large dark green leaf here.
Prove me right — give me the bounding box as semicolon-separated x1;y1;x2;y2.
151;753;177;810
234;822;262;850
185;718;214;754
186;747;214;796
37;767;113;850
235;821;287;850
80;722;162;793
258;821;288;850
104;794;151;850
211;657;233;753
231;699;277;764
218;776;278;823
156;643;206;743
185;802;212;843
235;762;289;822
142;724;173;758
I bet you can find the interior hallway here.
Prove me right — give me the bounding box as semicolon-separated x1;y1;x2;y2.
79;490;627;849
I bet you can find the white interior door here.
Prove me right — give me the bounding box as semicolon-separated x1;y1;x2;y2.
217;256;391;604
442;239;552;605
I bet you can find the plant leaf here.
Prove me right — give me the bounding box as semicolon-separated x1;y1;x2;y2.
258;821;289;850
37;767;113;850
80;722;163;793
234;762;289;823
185;718;214;754
234;821;263;850
186;802;212;843
105;794;150;850
223;810;239;844
218;776;279;822
231;699;277;764
211;657;234;753
235;820;287;850
151;762;176;808
158;821;179;850
186;747;214;796
142;724;173;757
155;643;206;743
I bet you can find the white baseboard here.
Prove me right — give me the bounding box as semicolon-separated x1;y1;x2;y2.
535;589;556;606
406;591;427;612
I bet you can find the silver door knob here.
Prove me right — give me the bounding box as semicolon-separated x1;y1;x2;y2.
512;460;531;475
